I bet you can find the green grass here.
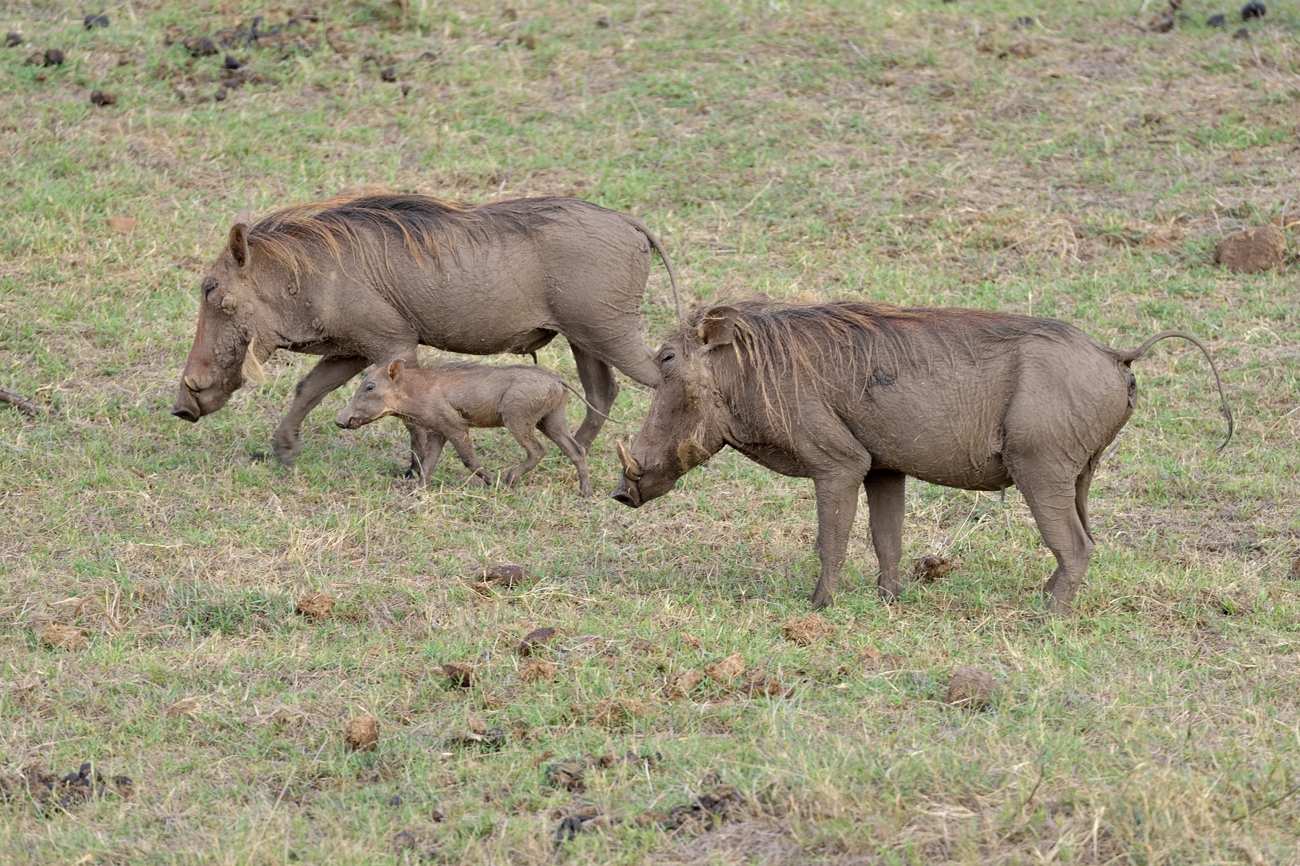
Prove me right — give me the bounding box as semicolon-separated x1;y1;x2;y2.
2;1;1298;863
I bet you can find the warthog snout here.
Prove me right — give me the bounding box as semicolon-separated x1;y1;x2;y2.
171;378;203;422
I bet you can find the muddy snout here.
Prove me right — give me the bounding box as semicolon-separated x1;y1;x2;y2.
333;409;361;430
610;479;642;508
170;377;203;422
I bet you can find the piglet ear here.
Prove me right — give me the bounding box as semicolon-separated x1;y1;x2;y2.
229;222;251;269
698;305;739;350
386;359;405;381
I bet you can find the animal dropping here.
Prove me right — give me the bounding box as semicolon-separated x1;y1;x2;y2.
613;300;1233;615
945;666;1002;710
335;360;596;495
344;714;379;751
1214;224;1286;274
171;195;678;468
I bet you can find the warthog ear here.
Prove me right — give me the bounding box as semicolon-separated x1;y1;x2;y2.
228;222;251;269
386;359;406;381
698;306;739;351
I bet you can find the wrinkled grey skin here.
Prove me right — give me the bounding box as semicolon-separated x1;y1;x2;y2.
336;360;592;496
612;301;1232;615
172;196;676;465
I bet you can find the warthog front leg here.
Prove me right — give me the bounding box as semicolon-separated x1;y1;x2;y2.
809;473;867;610
864;469;907;600
273;356;368;466
569;344;618;451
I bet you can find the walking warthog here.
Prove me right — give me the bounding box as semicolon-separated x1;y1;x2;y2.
612;300;1233;614
171;194;678;465
334;360;593;496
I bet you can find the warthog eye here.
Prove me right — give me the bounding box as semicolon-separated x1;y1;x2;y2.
365;383;375;391
202;277;218;297
660;351;675;364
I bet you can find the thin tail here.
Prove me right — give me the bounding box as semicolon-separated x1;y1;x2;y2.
560;381;622;424
622;214;682;327
1117;330;1234;451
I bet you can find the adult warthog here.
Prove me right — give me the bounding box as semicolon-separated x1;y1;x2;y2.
172;194;678;465
612;300;1232;614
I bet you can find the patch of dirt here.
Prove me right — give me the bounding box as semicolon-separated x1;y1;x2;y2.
554;804;617;842
577;697;647;728
653;820;800;865
545;751;661;792
0;764;133;813
445;715;505;750
1214;224;1287;273
344;715;378;752
914;555;954;582
480;564;526;586
637;783;745;833
944;666;1002;710
705;653;746;684
781;613;835;645
39;625;86;650
517;659;557;683
665;668;705;700
295;591;335;620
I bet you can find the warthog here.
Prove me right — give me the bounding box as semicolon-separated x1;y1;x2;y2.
171;194;678;464
335;359;593;496
612;300;1232;614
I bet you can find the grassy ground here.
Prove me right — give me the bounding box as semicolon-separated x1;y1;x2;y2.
1;1;1298;863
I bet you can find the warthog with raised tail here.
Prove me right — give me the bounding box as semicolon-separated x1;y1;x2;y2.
612;300;1232;615
171;194;678;466
335;359;593;496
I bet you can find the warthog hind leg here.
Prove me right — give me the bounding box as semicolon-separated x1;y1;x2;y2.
1013;461;1096;615
537;407;592;496
864;469;907;600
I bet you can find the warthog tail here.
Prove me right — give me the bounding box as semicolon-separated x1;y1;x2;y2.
1117;330;1234;452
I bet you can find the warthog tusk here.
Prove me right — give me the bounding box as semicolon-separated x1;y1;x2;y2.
183;375;198;392
615;439;641;482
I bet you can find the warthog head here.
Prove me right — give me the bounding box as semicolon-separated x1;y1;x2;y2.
334;360;405;430
611;307;741;508
171;221;276;422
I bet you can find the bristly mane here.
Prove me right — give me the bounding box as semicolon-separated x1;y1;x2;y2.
696;299;1074;433
245;194;555;278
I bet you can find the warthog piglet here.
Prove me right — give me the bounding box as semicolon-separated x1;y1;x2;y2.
335;360;593;496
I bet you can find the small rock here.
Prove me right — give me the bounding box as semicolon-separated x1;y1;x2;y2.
40;625;86;650
183;36;219;57
44;48;66;65
781;613;835;645
213;87;228;101
944;665;1002;710
344;714;379;751
1233;27;1251;39
441;663;477;688
914;555;954;582
379;65;397;82
295;591;335;620
481;564;526;586
89;89;116;107
223;53;243;70
84;14;110;29
1214;224;1286;274
1241;1;1266;20
517;626;557;655
5;31;24;47
1208;13;1227;26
